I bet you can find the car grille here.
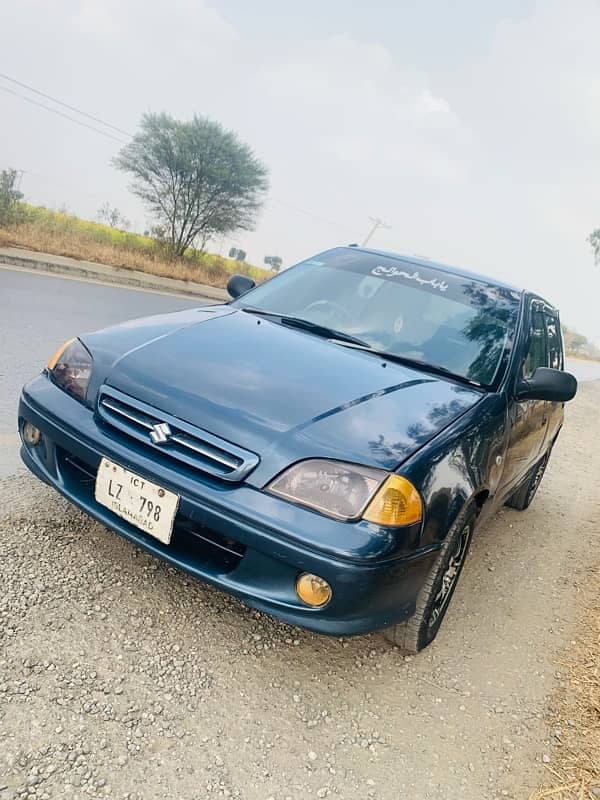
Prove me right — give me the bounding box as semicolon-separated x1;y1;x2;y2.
97;386;259;482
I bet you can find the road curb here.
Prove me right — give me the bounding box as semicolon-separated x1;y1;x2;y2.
0;247;229;301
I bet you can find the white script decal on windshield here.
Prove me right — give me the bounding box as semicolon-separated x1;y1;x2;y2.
371;266;449;292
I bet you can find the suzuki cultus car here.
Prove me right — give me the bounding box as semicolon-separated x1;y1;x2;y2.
19;247;577;652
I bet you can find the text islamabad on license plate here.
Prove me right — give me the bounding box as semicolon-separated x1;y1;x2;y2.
95;457;179;545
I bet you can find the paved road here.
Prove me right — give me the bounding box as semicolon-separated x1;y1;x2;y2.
0;267;202;477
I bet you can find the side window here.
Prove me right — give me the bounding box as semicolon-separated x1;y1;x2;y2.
545;314;563;370
522;309;547;378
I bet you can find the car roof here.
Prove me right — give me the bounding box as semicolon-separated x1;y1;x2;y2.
345;245;524;295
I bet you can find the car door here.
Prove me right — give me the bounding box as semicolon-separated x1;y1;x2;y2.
542;310;565;449
500;302;549;492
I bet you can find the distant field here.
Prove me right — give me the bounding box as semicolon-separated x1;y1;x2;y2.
0;204;271;288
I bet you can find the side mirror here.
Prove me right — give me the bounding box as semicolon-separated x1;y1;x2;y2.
516;367;577;402
227;273;256;299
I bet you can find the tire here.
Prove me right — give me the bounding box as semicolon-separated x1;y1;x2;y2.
383;507;476;653
506;452;549;511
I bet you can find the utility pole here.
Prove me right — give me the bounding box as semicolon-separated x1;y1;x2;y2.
362;216;391;247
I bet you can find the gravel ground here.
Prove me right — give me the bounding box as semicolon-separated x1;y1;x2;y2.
1;383;598;800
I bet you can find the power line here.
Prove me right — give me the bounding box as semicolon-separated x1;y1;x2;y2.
0;71;132;138
269;197;356;236
0;72;373;240
0;84;129;145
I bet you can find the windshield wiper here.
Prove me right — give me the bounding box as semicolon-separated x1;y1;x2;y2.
330;340;483;388
240;307;369;347
240;307;482;387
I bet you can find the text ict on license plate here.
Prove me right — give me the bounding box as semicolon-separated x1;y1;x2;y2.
95;457;179;545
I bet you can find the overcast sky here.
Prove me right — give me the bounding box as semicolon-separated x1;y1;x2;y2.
2;0;600;340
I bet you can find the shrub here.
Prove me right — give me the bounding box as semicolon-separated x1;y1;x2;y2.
0;202;271;289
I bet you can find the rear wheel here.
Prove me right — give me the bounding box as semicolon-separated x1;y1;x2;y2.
506;452;549;511
384;508;475;653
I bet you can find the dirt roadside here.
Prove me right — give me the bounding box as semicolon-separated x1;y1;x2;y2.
0;384;598;800
530;571;599;799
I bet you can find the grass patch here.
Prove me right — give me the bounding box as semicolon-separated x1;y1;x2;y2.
0;204;271;289
529;563;600;799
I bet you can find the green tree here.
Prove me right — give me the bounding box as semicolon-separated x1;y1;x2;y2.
0;168;24;226
114;112;269;257
567;331;587;354
228;247;247;262
589;229;600;264
264;255;283;272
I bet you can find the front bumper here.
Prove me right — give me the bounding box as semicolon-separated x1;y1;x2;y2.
18;375;438;636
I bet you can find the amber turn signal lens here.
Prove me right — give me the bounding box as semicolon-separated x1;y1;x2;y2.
362;474;422;526
47;338;76;370
296;573;332;607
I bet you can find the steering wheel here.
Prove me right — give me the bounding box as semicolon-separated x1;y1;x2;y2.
303;300;353;325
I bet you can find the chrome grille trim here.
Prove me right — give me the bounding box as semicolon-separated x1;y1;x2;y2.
168;433;241;470
97;386;259;482
100;397;154;430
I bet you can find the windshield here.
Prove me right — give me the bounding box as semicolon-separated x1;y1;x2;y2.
233;248;521;387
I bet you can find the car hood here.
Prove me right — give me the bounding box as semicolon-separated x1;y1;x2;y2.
85;307;482;485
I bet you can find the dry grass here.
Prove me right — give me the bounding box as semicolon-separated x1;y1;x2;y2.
529;564;600;800
0;205;270;289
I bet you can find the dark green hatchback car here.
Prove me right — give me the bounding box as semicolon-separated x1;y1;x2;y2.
19;246;577;652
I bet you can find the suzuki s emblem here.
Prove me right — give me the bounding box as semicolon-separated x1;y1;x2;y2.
149;422;172;445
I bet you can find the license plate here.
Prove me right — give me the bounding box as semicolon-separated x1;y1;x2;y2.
95;457;179;545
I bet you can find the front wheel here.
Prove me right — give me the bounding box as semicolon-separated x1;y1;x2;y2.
384;508;475;653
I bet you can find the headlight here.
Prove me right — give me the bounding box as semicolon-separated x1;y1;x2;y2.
267;459;422;525
47;338;93;402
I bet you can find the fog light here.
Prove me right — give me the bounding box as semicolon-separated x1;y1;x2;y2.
23;422;43;446
296;573;332;607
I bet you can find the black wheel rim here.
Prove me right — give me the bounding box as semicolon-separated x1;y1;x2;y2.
428;522;472;630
